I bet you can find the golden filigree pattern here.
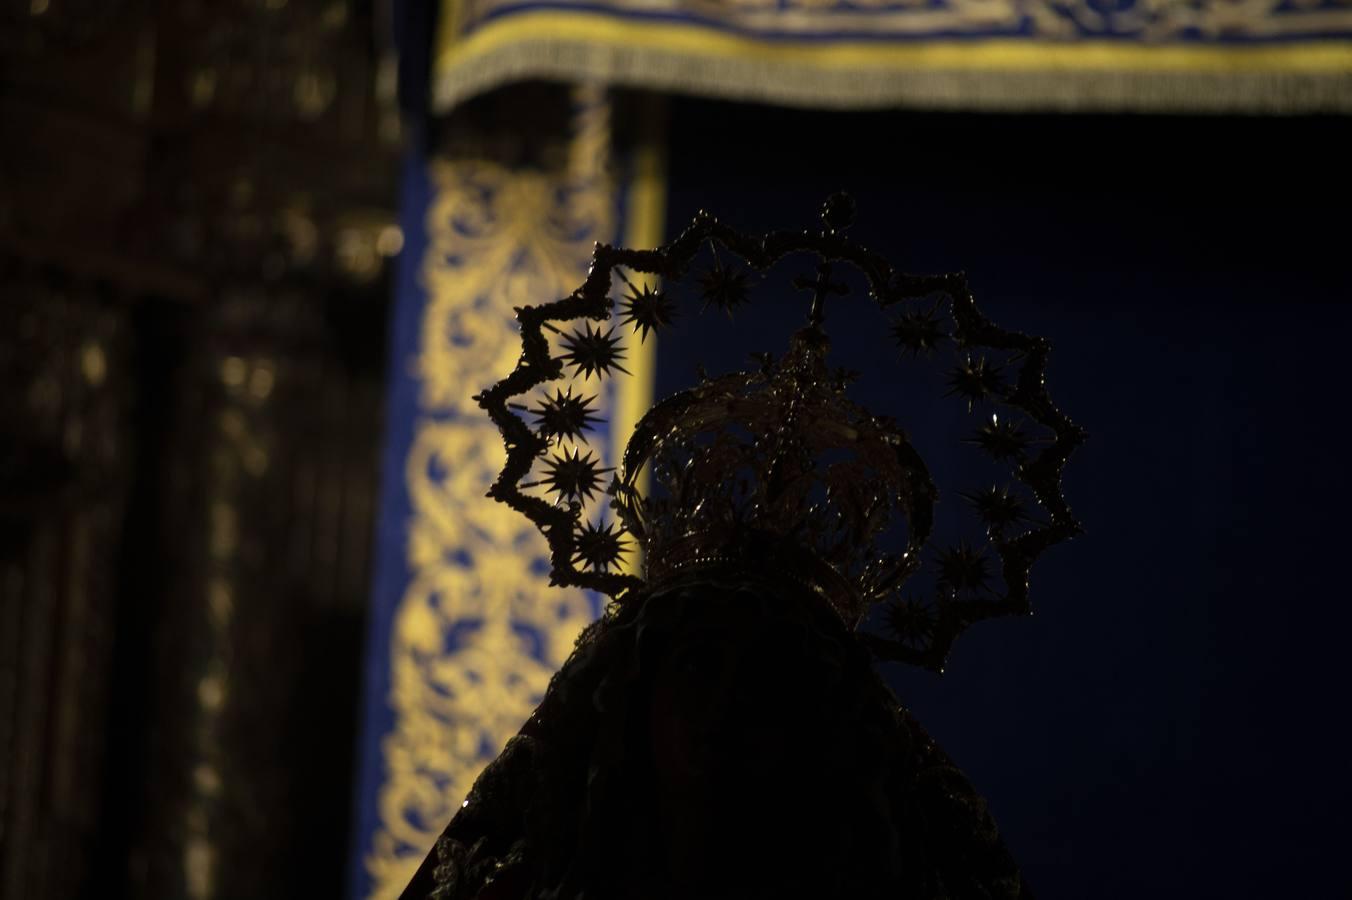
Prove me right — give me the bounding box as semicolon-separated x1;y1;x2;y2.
416;123;614;414
365;91;620;898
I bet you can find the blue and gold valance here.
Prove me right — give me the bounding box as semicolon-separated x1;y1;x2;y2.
432;0;1352;112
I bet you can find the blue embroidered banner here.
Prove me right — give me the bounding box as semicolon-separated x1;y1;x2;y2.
431;0;1352;111
348;89;665;899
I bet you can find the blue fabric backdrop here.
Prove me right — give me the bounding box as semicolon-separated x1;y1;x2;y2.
653;102;1352;897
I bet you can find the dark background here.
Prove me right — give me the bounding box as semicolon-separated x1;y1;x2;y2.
657;100;1352;897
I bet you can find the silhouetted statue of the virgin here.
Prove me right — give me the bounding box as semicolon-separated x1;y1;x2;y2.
401;195;1084;900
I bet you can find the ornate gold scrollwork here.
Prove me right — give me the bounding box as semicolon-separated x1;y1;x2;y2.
365;91;619;898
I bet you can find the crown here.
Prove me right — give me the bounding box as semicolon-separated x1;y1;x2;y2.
475;194;1084;672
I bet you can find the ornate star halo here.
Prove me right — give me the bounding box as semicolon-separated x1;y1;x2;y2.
474;194;1085;672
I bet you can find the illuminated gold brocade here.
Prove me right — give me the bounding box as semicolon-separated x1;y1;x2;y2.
365;92;662;898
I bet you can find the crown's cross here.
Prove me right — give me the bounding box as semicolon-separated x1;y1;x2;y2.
794;262;848;328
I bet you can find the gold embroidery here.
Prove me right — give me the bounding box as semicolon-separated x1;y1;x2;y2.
415;163;613;414
365;89;620;898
